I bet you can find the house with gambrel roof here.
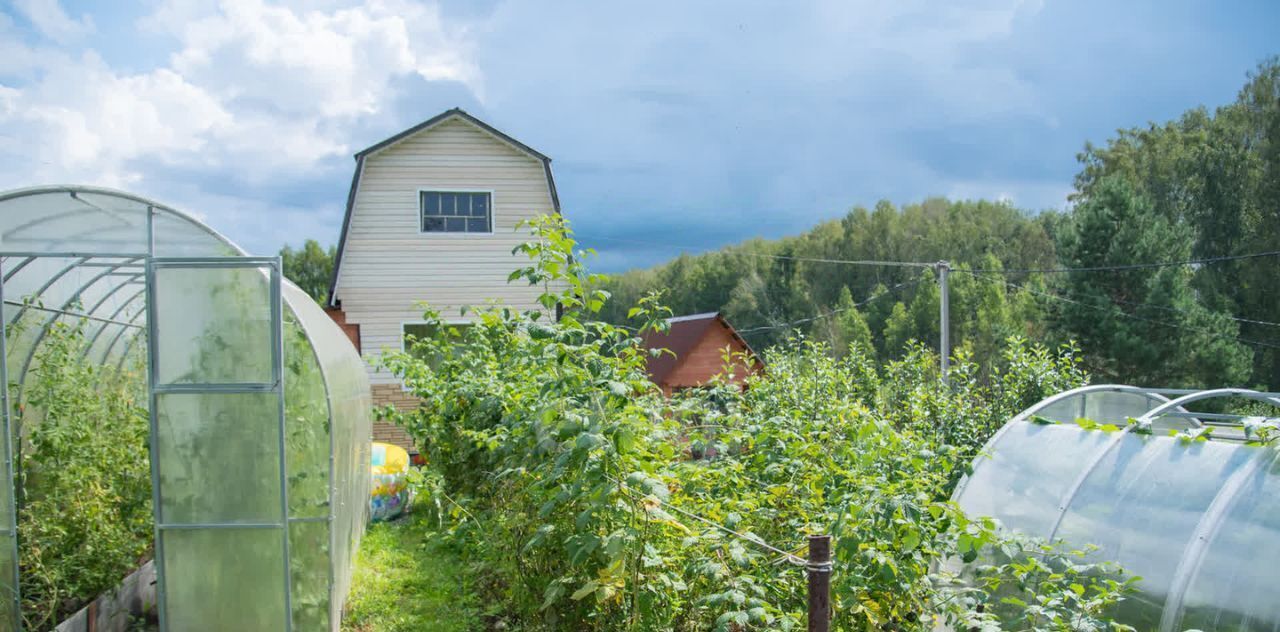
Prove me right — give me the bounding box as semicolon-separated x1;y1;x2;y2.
326;108;562;448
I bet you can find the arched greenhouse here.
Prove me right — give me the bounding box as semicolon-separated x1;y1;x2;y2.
954;384;1280;631
0;186;372;631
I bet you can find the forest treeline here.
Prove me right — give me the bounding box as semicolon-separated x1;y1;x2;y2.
598;58;1280;390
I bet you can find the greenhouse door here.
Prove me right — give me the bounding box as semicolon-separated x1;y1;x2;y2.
147;257;293;631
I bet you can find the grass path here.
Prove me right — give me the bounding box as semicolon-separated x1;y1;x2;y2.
342;513;480;632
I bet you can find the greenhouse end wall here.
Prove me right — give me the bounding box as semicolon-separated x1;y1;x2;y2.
0;186;373;632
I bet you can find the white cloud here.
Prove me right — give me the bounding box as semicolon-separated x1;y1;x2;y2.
167;0;480;120
11;0;93;43
0;0;480;206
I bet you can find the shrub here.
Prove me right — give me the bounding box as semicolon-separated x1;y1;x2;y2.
380;216;1134;631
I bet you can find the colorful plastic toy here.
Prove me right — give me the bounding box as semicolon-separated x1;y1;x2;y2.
370;442;411;522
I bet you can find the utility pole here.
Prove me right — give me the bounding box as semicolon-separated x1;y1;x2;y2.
937;261;950;382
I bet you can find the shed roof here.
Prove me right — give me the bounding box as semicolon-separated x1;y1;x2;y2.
639;312;759;384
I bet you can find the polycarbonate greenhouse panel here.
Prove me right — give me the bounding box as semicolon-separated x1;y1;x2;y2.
289;520;331;630
154;393;283;524
153;266;274;384
1175;453;1280;630
161;527;287;629
282;283;372;628
957;398;1280;632
1053;433;1263;628
0;536;13;628
1028;389;1162;425
149;259;290;632
282;309;332;520
956;421;1114;538
0;189;151;254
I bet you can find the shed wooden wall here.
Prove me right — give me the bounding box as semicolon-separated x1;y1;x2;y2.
662;324;758;394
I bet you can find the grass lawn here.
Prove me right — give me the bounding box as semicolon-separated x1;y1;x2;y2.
342;512;481;632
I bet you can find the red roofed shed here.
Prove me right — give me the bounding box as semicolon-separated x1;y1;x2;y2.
640;312;763;395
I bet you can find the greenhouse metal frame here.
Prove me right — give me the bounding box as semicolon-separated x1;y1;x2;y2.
0;186;372;631
954;384;1280;631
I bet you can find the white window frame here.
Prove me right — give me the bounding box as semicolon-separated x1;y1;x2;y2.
416;188;496;237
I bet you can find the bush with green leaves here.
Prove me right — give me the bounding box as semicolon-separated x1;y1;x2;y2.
380;215;1136;631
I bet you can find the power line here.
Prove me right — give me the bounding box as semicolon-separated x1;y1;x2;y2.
736;279;922;336
983;275;1280;351
580;234;934;269
969;249;1280;275
1076;292;1280;330
583;232;1280;276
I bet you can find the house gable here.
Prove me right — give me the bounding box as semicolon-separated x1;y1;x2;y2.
328;109;561;391
327;108;560;308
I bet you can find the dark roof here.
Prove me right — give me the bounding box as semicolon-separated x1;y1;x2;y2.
354;108;547;161
639;312;760;384
327;108;561;307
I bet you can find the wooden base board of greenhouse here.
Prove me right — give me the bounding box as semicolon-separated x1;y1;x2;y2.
54;560;156;632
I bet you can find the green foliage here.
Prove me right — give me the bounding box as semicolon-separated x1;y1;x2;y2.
12;320;151;630
1071;57;1280;388
379;216;1134;630
280;239;337;304
814;287;873;358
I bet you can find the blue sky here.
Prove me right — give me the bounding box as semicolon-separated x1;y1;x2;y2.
1;1;1276;271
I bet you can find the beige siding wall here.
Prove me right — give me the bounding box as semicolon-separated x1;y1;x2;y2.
335;117;558;384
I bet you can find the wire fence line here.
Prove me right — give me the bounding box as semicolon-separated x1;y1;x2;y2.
611;475;808;567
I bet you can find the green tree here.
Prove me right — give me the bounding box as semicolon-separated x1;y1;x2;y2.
812;286;874;357
1054;176;1251;386
280;239;336;304
1073;57;1280;387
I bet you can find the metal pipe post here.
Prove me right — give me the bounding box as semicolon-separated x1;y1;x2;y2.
938;261;950;382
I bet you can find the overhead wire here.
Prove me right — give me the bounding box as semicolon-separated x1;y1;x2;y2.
968;249;1280;275
1074;292;1280;330
582;235;1280;339
971;272;1280;351
736;278;923;336
579;234;935;269
582;232;1280;276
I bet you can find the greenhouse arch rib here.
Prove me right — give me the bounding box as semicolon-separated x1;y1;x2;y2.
1136;388;1280;427
950;384;1182;500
